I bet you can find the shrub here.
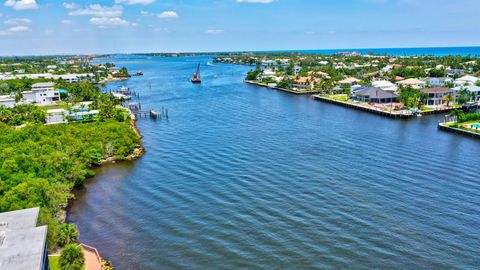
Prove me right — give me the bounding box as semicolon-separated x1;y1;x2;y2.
59;244;85;270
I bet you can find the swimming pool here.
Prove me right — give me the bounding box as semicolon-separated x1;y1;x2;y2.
471;123;480;129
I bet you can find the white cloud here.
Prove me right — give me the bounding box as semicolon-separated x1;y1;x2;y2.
4;18;31;25
115;0;155;5
206;29;224;34
0;25;30;35
61;19;73;24
236;0;274;3
140;10;154;16
90;17;130;27
64;3;123;17
158;11;178;19
4;0;38;10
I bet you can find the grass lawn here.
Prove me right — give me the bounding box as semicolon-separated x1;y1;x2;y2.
49;254;86;270
39;103;70;111
49;255;60;270
324;94;350;102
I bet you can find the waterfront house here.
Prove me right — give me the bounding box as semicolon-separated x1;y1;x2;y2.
289;76;320;90
454;75;479;86
354;87;398;103
420;88;454;107
262;69;276;78
425;77;453;87
396;78;426;89
22;82;60;105
0;207;50;270
0;95;16;107
372;80;398;92
453;85;480;102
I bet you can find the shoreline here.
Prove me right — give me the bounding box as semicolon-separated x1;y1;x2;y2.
245;80;323;95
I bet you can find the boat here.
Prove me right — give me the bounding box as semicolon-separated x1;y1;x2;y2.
191;63;201;83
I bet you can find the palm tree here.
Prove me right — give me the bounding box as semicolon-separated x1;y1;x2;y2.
59;244;85;270
444;94;454;107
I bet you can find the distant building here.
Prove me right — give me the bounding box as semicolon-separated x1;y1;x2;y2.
372;80;398;92
425;77;453;87
338;77;361;86
354;87;397;103
289;77;320;90
454;75;479;86
447;69;465;77
0;207;49;270
421;88;454;107
262;69;276;78
22;82;60;105
396;78;426;89
453;85;480;102
0;95;16;107
293;66;302;75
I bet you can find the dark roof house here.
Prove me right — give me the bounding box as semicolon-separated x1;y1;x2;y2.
355;87;398;103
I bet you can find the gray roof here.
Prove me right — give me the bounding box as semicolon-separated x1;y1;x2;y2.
0;207;39;231
357;87;397;99
31;82;55;88
0;207;47;270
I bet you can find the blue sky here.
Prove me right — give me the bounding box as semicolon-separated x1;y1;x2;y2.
1;0;480;55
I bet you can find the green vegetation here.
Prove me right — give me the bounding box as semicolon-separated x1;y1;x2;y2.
59;244;85;270
49;255;60;270
398;87;428;109
0;82;139;250
0;105;47;126
0;119;140;249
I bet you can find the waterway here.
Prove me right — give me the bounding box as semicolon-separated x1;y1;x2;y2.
68;55;480;269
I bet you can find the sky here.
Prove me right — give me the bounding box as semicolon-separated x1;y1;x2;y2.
0;0;480;55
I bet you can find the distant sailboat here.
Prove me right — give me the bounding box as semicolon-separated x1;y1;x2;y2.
191;63;201;83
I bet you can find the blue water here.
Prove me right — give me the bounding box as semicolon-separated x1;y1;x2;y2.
68;55;480;269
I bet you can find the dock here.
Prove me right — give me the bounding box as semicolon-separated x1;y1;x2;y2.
313;95;413;119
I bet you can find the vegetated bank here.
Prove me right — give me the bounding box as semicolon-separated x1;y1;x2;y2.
0;80;143;253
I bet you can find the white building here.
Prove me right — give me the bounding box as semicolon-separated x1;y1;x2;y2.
453;85;480;102
372;80;398;92
46;109;67;124
454;75;479;86
0;95;16;107
396;78;426;89
0;73;93;83
22;82;60;105
425;77;453;87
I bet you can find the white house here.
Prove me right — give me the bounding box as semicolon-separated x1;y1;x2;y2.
262;69;276;78
453;85;480;102
454;75;479;86
425;77;453;87
0;95;16;107
46;109;67;124
22;82;60;105
396;78;426;89
372;80;398;92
